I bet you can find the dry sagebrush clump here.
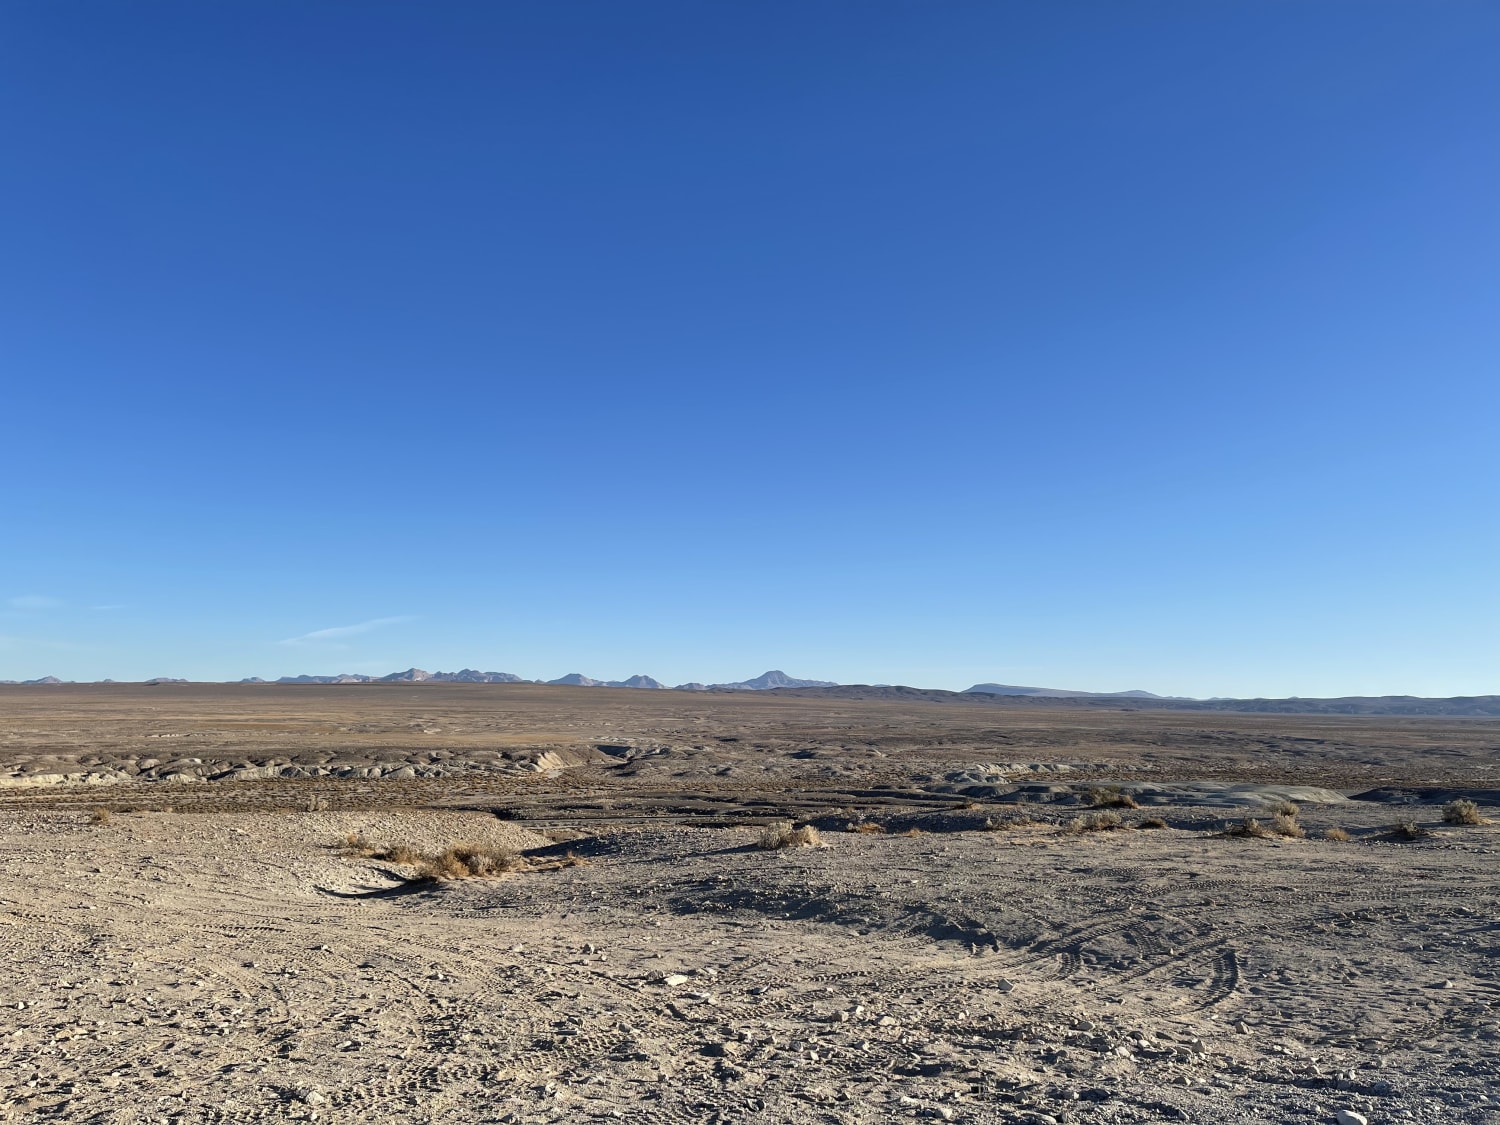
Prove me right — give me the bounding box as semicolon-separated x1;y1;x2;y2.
88;807;112;826
1443;798;1490;826
1384;819;1429;841
1264;800;1300;818
1271;813;1305;839
847;821;886;834
1138;816;1169;830
1221;817;1274;839
337;833;583;881
415;843;521;881
1324;827;1351;842
1221;814;1304;840
758;820;823;849
1086;787;1139;809
1067;810;1124;834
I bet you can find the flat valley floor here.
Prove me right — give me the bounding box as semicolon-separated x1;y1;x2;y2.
1;685;1497;1125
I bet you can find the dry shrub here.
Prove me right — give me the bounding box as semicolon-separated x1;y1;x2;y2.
340;834;526;877
415;843;520;881
848;821;886;834
88;807;111;826
1271;813;1305;839
1385;819;1428;841
1139;817;1168;830
378;844;421;865
1221;817;1274;839
1324;827;1351;842
1265;800;1299;818
899;827;924;837
1442;798;1488;826
758;820;822;849
1068;810;1124;834
984;815;1039;831
1086;787;1139;809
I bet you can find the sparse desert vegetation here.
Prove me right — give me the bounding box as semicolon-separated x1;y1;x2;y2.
1324;827;1351;842
1087;785;1139;809
1271;812;1305;838
1222;817;1274;839
413;842;521;881
1443;797;1489;826
1385;819;1429;841
1068;809;1124;833
757;819;823;849
1223;813;1306;840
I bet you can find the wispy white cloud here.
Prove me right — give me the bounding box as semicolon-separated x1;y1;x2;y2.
277;616;418;647
7;595;63;611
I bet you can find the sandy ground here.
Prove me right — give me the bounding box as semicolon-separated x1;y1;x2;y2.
2;802;1497;1125
3;683;1499;792
2;685;1498;1123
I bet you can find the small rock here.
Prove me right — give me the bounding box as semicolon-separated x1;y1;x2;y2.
302;1091;326;1106
1334;1112;1368;1125
663;974;690;987
1235;1021;1251;1034
997;979;1016;993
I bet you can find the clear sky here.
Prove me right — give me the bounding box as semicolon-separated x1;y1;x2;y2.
2;2;1497;696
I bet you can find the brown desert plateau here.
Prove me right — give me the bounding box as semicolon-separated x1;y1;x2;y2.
1;682;1497;1125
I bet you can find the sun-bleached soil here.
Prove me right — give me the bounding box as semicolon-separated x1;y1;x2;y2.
1;685;1499;1124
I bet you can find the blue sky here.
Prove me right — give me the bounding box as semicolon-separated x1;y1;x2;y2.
2;2;1497;695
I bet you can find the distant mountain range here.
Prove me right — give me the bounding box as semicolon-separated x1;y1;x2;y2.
767;684;1500;717
234;668;837;691
963;683;1195;700
6;671;1499;715
252;668;528;685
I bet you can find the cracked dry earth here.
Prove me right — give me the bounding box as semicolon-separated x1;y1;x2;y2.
1;809;1499;1125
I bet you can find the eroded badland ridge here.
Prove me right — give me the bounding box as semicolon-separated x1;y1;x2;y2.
0;683;1496;1124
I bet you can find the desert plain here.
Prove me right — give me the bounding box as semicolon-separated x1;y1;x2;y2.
0;683;1497;1125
